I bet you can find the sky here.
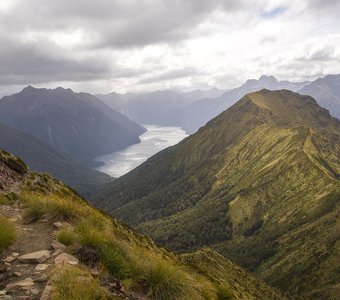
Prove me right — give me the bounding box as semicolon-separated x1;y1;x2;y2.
0;0;339;96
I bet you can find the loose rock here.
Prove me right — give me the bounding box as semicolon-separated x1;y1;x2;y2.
35;264;49;271
54;253;79;266
18;251;51;264
5;278;34;291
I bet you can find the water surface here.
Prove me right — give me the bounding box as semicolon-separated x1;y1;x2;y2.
96;125;188;177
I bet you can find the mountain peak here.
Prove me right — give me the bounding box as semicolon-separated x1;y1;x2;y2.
258;75;277;83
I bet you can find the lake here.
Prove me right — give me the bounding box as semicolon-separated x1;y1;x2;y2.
95;125;188;177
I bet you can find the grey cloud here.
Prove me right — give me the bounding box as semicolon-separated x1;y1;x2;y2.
139;68;199;84
2;0;244;49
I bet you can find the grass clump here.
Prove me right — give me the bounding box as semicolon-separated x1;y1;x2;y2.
56;229;76;246
0;216;17;253
52;266;112;300
137;260;191;300
21;192;82;223
100;245;130;279
216;285;233;300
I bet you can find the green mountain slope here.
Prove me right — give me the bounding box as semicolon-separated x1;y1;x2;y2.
0;149;283;300
0;122;113;197
94;89;340;299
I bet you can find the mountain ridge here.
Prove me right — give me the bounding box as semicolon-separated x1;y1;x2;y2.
93;89;340;299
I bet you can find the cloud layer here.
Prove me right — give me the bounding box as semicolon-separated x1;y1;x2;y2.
0;0;339;95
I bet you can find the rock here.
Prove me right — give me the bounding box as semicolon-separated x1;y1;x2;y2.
33;274;48;282
54;253;79;266
53;222;63;229
4;263;11;271
14;272;22;277
35;264;49;271
3;256;15;263
52;250;61;257
40;284;53;300
0;291;6;296
5;278;34;291
18;251;51;264
30;288;39;295
0;295;12;300
11;253;19;258
51;242;66;252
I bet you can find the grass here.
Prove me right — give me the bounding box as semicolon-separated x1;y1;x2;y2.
51;266;113;300
21;191;83;223
56;229;76;246
136;260;192;300
216;285;233;300
100;245;130;279
0;216;17;253
15;180;240;300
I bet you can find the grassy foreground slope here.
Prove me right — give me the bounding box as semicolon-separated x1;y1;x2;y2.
0;149;283;300
94;90;340;299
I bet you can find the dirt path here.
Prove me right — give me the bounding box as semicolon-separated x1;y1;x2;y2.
0;202;55;300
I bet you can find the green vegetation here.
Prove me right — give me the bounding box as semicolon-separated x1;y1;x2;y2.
6;168;282;300
137;260;191;300
216;286;233;300
56;229;76;246
51;266;113;300
0;216;17;253
93;90;340;299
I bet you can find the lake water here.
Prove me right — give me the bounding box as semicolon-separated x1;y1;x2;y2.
95;125;188;177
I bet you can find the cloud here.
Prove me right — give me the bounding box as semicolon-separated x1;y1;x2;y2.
260;6;288;19
0;0;339;92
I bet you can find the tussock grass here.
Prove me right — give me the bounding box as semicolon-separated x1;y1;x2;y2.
216;285;233;300
56;229;76;246
17;189;234;300
0;216;17;253
21;192;84;222
136;259;193;300
51;266;112;300
100;245;130;279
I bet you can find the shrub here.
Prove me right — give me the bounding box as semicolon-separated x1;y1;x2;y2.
52;266;112;300
216;285;233;300
56;229;76;246
137;260;190;300
0;216;17;252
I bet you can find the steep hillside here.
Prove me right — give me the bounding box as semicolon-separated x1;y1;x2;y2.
299;74;340;119
94;90;340;299
0;149;283;300
0;122;113;197
0;86;145;165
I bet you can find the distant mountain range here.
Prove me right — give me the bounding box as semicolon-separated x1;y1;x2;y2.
0;86;145;166
98;74;340;134
93;89;340;299
0;121;113;197
300;74;340;119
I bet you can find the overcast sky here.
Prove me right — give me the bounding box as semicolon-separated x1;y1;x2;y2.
0;0;339;96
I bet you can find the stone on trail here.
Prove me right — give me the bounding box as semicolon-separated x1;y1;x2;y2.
54;253;79;266
18;251;51;264
35;264;49;271
5;278;34;291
